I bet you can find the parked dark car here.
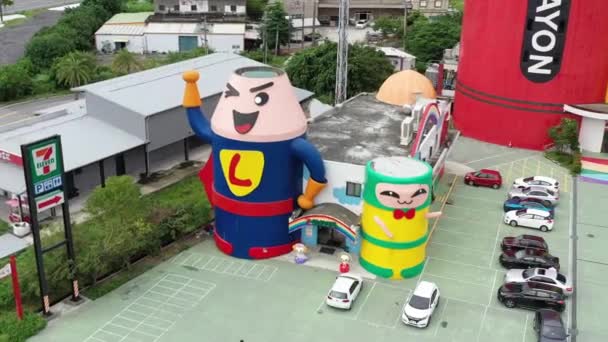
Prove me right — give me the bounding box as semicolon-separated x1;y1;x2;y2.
499;249;560;271
498;282;565;312
501;234;549;254
304;32;322;41
503;198;555;217
464;169;502;189
534;309;569;341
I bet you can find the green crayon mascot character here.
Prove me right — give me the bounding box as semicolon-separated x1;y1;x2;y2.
360;156;442;279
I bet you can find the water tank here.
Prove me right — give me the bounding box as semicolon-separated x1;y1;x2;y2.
453;0;608;150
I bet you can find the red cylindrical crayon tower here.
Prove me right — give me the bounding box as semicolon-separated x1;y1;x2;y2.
454;0;608;150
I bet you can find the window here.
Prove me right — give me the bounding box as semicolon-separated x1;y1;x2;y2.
349;281;359;294
232;44;240;49
191;5;197;11
346;182;362;197
435;0;442;7
174;5;179;11
159;5;166;11
230;5;237;12
210;5;217;12
420;0;428;7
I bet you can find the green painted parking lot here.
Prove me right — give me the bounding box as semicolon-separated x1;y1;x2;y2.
30;153;574;342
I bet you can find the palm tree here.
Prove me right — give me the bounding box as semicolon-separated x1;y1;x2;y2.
54;51;96;97
111;49;141;75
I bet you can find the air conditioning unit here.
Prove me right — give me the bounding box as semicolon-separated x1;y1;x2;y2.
400;116;414;146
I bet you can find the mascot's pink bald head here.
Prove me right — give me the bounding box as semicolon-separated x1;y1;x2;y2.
211;66;308;142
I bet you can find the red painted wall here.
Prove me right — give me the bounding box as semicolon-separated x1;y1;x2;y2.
454;0;608;150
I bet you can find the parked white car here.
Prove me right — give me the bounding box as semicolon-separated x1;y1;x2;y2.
505;267;573;295
355;20;369;29
401;281;440;328
326;273;363;310
504;209;554;232
508;186;559;206
513;176;559;193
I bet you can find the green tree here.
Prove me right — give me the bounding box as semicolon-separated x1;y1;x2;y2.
372;16;402;37
0;59;34;101
259;1;291;55
81;0;124;15
59;4;110;50
0;0;14;22
25;33;77;70
247;0;268;21
112;49;142;75
450;0;464;12
405;13;461;70
549;118;580;153
286;42;395;103
53;51;97;89
83;176;155;271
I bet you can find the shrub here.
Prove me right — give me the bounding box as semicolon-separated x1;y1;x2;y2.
31;74;57;95
25;33;77;70
570;151;582;175
0;311;47;342
0;62;34;101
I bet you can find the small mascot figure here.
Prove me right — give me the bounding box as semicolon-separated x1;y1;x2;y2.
339;253;351;273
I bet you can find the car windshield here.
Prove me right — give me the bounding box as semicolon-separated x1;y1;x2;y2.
523;177;534;182
408;295;430;310
522;269;535;278
542;325;567;340
556;274;566;283
329;291;347;299
546;189;555;196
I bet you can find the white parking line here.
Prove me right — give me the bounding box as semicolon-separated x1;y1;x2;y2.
476;306;489;342
522;314;530;342
199;257;214;270
434;298;449;337
428;257;503;273
488;220;502;268
179;254;194;267
430;241;490;254
489;270;498;306
354;282;376;320
424;272;489;288
464;151;521;165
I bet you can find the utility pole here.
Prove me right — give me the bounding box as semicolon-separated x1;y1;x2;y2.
263;12;268;63
0;2;4;23
403;0;411;51
203;15;208;54
312;0;318;46
275;28;279;56
301;1;305;49
335;0;349;105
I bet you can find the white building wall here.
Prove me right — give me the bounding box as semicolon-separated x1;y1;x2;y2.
303;160;366;215
146;34;180;53
579;117;605;153
417;125;438;162
95;34;145;54
207;34;243;52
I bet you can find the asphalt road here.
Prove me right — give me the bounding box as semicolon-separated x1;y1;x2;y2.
0;10;62;65
2;0;80;14
0;94;75;128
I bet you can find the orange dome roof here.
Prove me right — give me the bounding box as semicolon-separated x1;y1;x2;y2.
376;70;437;106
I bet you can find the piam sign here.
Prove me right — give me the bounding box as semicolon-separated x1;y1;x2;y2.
23;137;65;213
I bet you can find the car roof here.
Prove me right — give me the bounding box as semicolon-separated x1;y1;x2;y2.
479;169;500;175
333;277;355;292
519;234;545;242
534;176;557;184
413;281;436;297
538;309;563;323
523;209;551;216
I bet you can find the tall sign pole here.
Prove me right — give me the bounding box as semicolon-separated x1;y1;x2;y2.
21;135;80;316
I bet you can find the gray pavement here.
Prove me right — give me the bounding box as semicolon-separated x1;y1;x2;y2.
0;10;62;65
0;94;75;127
2;0;80;14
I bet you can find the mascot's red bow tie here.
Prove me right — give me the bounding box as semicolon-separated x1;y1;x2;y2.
393;208;416;220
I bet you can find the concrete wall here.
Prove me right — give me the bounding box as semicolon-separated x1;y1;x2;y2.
85;93;147;141
304;160;366;215
206;34;243;52
147;94;220;151
95;35;146;54
580;117;605;153
146;34;194;53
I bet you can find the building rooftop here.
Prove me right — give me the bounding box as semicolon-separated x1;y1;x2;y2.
75;53;314;117
105;12;153;24
377;47;416;59
307;93;410;165
96;24;146;35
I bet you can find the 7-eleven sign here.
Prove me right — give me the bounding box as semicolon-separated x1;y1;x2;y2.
33;145;56;176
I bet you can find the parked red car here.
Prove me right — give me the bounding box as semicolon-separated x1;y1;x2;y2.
464;169;502;189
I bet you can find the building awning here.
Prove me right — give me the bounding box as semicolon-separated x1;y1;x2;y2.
289;203;360;242
0;163;26;195
564;104;608;120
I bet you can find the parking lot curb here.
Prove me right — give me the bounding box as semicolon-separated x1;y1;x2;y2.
569;176;578;341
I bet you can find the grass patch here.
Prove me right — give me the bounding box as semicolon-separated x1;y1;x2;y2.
0;221;9;235
147;175;205;207
84;233;201;300
545;150;581;175
125;0;154;13
0;310;47;342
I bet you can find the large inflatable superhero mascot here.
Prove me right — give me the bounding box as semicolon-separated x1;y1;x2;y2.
182;66;327;259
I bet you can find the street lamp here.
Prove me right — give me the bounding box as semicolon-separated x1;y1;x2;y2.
403;0;413;50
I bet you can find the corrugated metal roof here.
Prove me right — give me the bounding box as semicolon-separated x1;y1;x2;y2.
145;22;199;34
75;53;315;116
106;12;153;24
96;24;146;36
210;23;245;35
0;113;145;172
377;47;416;59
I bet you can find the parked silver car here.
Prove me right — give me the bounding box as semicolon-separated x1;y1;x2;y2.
507;186;558;206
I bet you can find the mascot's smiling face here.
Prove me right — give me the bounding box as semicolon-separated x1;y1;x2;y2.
375;183;430;210
211;66;308;142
